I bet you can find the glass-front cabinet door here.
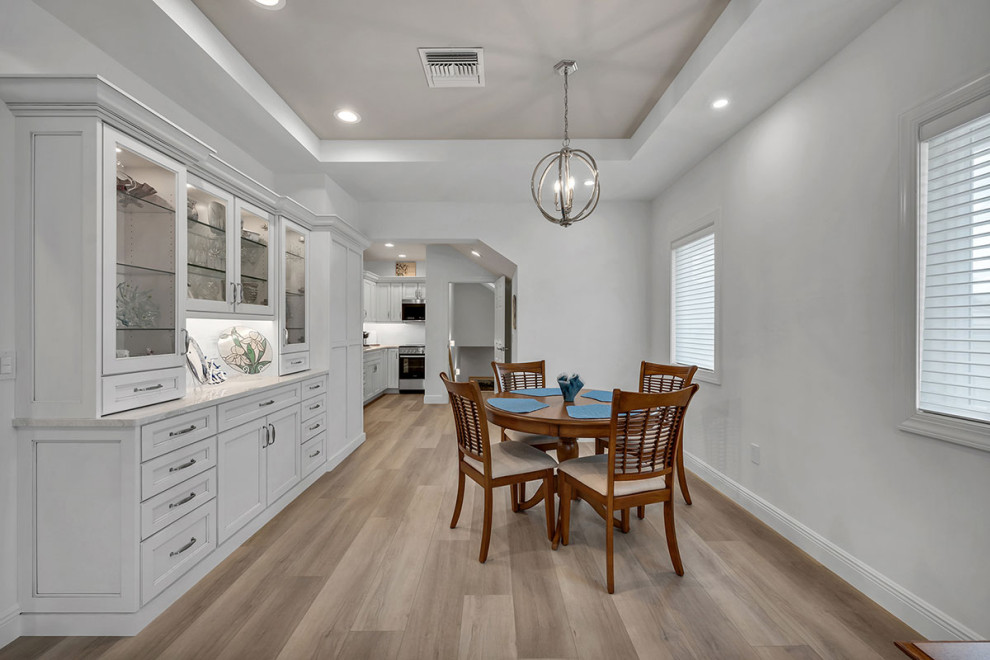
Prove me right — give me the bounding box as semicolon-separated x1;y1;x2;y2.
103;127;186;375
186;176;235;314
281;218;309;353
235;199;275;315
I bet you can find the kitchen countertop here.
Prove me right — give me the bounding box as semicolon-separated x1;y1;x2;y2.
363;344;401;353
13;369;328;428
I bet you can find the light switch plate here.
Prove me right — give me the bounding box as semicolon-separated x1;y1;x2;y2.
0;351;14;380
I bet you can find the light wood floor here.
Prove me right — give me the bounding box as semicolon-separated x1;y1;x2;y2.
2;394;918;659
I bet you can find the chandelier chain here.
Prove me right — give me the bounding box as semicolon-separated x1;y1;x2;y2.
562;67;570;147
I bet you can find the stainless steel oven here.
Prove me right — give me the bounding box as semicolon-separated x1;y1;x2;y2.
398;345;426;391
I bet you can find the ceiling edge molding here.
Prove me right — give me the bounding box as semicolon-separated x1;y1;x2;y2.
151;0;322;160
317;215;372;250
0;74;215;165
195;153;281;210
318;137;633;164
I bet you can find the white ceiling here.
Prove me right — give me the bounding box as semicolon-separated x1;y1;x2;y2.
190;0;729;140
365;242;428;262
33;0;899;206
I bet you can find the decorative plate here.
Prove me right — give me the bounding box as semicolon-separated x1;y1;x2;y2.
185;334;208;384
218;326;272;374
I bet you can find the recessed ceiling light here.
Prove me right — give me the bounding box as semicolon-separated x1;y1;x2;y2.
334;109;361;124
470;250;481;257
115;147;122;153
398;254;407;258
251;0;285;9
384;243;394;247
712;98;729;109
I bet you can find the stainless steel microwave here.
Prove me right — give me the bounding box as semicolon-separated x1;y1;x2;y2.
401;300;426;322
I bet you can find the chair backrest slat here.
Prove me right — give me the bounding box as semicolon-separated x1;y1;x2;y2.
608;386;698;485
639;362;698;394
492;360;546;392
441;373;491;467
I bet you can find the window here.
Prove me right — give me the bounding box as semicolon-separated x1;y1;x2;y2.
671;225;717;378
918;108;990;423
900;77;990;452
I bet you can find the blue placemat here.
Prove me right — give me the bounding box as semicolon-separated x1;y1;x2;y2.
512;387;562;397
581;389;613;402
488;398;550;414
566;403;612;419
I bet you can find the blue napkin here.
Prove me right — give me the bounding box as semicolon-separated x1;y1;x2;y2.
566;403;612;419
488;398;550;413
511;387;562;397
580;390;613;402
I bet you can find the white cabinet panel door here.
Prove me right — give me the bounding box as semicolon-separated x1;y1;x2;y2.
218;423;266;542
266;406;301;503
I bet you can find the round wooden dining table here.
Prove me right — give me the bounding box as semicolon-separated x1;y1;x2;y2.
483;388;611;461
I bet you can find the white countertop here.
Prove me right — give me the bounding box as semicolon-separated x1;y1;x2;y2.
13;369;328;428
363;344;400;352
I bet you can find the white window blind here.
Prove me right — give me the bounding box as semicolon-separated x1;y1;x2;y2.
672;230;715;371
919;109;990;423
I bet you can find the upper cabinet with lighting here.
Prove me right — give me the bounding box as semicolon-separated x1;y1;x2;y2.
280;217;310;369
186;175;276;317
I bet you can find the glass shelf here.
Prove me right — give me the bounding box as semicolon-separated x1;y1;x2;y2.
117;262;176;277
117;189;175;213
240;234;269;249
187;216;226;234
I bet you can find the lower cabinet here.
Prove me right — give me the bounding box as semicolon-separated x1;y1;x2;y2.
218;404;301;542
386;347;399;389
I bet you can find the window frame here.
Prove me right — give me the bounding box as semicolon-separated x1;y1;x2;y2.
670;213;721;385
898;72;990;453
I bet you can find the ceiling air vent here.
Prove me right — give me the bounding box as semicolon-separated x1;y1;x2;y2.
418;48;485;88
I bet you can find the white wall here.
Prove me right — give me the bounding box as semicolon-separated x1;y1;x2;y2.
363;260;427;278
649;0;990;638
0;97;19;649
450;283;495;347
364;201;652;403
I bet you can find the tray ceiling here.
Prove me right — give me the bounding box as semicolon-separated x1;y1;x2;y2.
191;0;729;140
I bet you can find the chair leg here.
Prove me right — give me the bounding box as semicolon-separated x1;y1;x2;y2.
620;508;630;533
479;487;494;563
510;484;520;513
560;479;572;547
606;503;615;594
677;437;692;505
595;437;606;455
637;505;646;519
450;469;466;528
542;472;555;541
663;499;684;576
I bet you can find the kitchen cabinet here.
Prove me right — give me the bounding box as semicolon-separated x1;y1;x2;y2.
362;277;375;321
374;283;393;321
280;217;310;372
185;175;275;317
363;349;385;403
365;278;425;322
386;348;399;390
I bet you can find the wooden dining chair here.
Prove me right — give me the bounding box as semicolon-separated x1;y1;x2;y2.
440;373;558;563
596;362;698;508
492;360;560;510
556;385;699;593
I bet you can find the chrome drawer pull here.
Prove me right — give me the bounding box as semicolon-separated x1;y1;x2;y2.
259;399;276;407
309;422;321;431
168;424;197;438
291;359;303;365
168;458;197;473
169;493;196;509
308;450;321;458
170;537;197;557
309;403;320;410
134;384;164;393
308;384;320;390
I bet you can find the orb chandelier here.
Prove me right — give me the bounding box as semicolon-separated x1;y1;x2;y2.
531;60;600;228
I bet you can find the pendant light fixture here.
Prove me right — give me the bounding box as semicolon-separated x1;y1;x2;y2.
531;60;600;227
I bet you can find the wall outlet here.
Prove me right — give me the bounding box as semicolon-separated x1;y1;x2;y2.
750;443;760;465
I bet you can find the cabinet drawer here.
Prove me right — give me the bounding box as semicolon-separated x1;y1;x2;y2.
141;468;217;540
141;500;216;604
301;393;327;422
301;432;326;478
217;384;300;431
141;437;216;501
302;412;327;441
280;352;310;375
141;407;218;461
102;367;186;415
300;374;327;398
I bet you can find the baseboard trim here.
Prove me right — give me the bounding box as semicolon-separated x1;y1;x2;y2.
423;394;446;405
0;605;21;651
684;453;980;641
325;432;365;473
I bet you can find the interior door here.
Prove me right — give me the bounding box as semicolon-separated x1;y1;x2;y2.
494;276;506;362
218;423;266;542
265;406;301;503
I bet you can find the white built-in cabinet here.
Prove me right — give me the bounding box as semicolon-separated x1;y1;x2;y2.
363;276;425;322
386;347;399;389
279;217;310;375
